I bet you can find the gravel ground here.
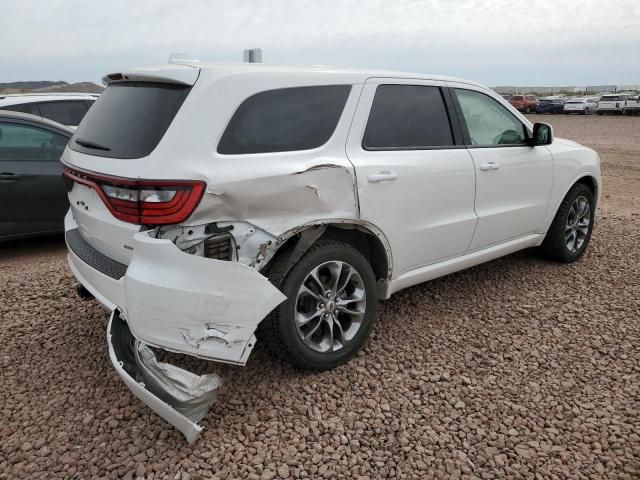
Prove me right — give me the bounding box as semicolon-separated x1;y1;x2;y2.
1;115;639;479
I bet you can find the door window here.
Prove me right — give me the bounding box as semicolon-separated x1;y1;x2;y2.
363;85;454;149
37;101;89;126
0;123;68;161
455;89;527;146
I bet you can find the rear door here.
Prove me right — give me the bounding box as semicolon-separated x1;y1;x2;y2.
450;85;553;250
0;119;70;237
346;79;477;277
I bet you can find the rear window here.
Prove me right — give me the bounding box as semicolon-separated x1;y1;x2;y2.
70;82;190;159
600;96;618;101
540;99;552;104
363;85;453;149
511;96;524;100
218;85;351;154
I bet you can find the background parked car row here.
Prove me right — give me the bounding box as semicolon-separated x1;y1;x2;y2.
502;92;639;115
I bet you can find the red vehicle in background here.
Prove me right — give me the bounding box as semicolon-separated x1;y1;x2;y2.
509;94;539;113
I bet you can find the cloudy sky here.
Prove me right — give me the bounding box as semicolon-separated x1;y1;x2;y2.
1;0;639;87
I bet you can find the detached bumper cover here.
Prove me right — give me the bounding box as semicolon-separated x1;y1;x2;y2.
65;211;287;441
108;312;221;443
65;212;286;365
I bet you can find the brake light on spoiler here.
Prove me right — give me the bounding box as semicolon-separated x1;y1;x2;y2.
63;167;205;225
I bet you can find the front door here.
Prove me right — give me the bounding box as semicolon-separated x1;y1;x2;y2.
0;120;69;237
450;86;554;250
346;80;478;278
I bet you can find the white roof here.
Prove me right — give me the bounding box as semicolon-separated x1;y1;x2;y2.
118;61;487;90
0;93;99;106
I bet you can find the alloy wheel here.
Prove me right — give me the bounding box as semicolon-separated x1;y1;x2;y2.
565;195;591;252
295;261;366;353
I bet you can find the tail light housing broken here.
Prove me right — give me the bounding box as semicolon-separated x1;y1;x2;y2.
63;167;205;225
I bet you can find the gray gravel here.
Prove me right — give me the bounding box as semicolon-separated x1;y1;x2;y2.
1;115;639;479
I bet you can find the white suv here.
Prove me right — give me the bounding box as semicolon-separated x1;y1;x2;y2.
62;62;601;440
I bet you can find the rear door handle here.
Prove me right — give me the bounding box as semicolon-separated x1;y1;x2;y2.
367;171;398;183
479;162;501;171
0;172;22;180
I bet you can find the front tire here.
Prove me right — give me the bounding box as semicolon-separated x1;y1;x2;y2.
261;240;378;370
540;183;595;263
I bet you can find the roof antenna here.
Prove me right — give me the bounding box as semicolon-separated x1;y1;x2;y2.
168;53;199;64
243;48;262;63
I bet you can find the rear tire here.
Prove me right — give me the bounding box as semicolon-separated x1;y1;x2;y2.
261;240;378;370
540;183;595;263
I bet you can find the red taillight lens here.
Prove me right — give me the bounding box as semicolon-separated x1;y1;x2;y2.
63;167;205;225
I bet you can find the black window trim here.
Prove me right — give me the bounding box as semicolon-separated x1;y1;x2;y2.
449;87;534;149
361;84;465;152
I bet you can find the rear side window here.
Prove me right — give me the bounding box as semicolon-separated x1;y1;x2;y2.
37;101;89;126
363;85;453;149
0;103;40;115
217;85;350;154
70;82;191;159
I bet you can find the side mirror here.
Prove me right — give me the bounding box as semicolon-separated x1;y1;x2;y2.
531;122;553;146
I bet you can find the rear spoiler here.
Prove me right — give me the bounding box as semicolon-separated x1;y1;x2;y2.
102;64;200;87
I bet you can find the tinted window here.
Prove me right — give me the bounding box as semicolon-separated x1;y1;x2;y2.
455;89;527;146
37;101;89;126
218;86;350;155
0;123;68;161
363;85;453;149
511;96;524;100
70;82;191;159
0;103;40;115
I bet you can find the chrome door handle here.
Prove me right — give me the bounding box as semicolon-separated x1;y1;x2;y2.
479;162;501;171
367;171;398;183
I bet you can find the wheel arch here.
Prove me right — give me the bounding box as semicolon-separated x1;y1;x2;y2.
545;173;600;233
260;220;393;296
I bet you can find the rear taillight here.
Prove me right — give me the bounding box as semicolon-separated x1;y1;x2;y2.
63;167;205;225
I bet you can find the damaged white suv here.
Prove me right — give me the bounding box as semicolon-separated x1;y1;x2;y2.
63;62;601;440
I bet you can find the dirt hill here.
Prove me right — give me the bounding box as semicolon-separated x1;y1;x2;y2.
0;81;103;95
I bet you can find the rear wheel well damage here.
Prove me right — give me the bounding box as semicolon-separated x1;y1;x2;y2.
261;222;391;293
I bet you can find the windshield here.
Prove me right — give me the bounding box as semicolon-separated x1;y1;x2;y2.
70;81;191;159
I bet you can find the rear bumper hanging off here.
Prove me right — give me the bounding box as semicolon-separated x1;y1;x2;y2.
65;211;287;441
108;312;221;443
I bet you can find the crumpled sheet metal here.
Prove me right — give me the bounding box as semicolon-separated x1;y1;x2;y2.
108;312;221;443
